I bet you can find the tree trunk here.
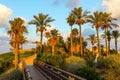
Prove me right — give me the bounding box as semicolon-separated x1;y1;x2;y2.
108;41;110;54
79;25;82;55
70;26;73;56
52;46;54;56
96;28;101;56
40;31;43;53
105;28;108;55
92;44;94;55
115;38;118;54
15;42;19;69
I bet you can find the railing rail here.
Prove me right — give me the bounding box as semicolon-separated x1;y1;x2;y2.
34;60;86;80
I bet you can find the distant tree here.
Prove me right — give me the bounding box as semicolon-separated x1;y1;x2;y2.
66;14;75;56
29;13;55;53
87;34;97;55
112;30;120;54
101;12;118;55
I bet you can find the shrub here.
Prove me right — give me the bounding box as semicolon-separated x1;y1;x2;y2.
39;53;63;67
63;56;86;73
83;54;95;67
0;69;23;80
97;54;120;69
104;69;120;80
76;66;101;80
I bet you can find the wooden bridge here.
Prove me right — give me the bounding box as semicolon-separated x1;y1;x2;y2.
22;54;85;80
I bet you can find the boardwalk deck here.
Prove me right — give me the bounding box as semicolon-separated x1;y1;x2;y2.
26;65;47;80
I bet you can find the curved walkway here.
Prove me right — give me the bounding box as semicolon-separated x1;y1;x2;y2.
23;54;47;80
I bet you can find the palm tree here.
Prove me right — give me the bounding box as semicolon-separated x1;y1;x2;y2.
112;30;120;54
82;41;87;53
106;31;112;54
66;14;75;56
87;11;104;56
29;13;55;53
47;29;60;55
101;12;118;55
87;34;97;55
71;7;90;55
20;36;28;50
8;17;27;68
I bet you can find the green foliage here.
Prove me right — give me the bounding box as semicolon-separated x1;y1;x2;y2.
19;51;34;58
105;68;120;80
39;53;63;67
76;66;101;80
97;54;120;69
0;69;23;80
63;56;86;73
83;54;95;67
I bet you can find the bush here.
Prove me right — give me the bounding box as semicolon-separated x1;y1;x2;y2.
97;54;120;69
0;69;23;80
63;56;86;73
105;69;120;80
83;54;95;67
76;66;101;80
39;53;63;67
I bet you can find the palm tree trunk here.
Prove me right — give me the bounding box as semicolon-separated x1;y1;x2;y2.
15;42;19;69
105;28;108;55
96;28;101;56
52;46;54;56
92;44;94;55
70;26;73;56
108;41;110;54
115;39;118;54
79;25;82;55
40;31;43;53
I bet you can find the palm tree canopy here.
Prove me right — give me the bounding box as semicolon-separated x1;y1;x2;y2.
87;34;97;45
101;12;118;29
66;14;76;26
71;7;90;25
112;30;120;39
29;13;55;32
8;17;27;43
50;29;60;37
72;28;78;37
87;11;104;29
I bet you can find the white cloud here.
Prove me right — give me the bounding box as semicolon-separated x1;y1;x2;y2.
0;4;12;29
67;0;81;8
102;0;120;18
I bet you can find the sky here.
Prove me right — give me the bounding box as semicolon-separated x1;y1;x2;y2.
0;0;120;53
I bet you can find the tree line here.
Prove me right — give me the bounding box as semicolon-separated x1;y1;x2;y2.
7;7;120;68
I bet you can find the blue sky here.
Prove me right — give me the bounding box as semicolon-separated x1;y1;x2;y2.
0;0;120;53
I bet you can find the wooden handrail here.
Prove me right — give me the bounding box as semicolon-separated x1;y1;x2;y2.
34;60;86;80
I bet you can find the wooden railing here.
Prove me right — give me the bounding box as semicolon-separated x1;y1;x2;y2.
34;60;86;80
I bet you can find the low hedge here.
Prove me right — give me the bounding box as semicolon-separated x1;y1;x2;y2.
0;69;23;80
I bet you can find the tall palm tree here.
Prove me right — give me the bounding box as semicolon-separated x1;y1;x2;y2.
66;14;75;56
87;11;103;56
101;12;118;55
8;17;27;68
71;7;90;55
87;34;97;55
29;13;55;53
112;30;120;54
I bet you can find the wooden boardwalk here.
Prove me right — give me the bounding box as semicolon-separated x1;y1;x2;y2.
23;54;47;80
26;65;47;80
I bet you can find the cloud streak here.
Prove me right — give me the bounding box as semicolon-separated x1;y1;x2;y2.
102;0;120;19
0;4;12;29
